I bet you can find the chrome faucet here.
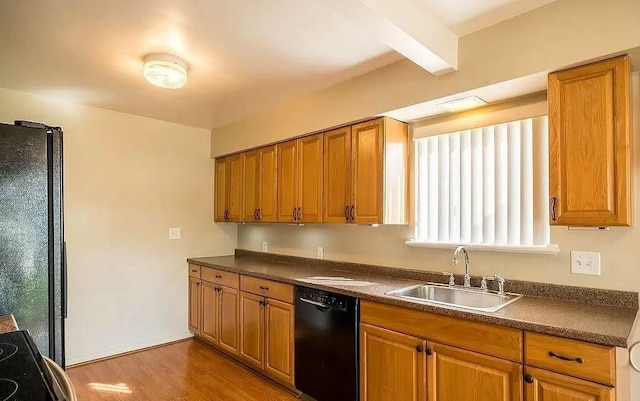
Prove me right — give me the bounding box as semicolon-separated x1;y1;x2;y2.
452;246;471;288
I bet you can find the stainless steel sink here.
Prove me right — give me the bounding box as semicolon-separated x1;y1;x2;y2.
386;283;522;312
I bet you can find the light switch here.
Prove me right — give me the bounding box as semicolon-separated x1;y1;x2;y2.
317;247;324;259
570;251;601;276
169;228;181;240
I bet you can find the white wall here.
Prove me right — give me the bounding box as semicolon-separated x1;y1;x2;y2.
0;87;237;365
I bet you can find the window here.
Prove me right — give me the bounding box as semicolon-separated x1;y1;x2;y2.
409;116;557;253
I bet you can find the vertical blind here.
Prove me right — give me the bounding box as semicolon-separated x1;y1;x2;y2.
415;116;549;246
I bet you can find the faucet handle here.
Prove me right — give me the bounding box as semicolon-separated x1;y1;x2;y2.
443;272;456;286
481;276;495;291
494;274;506;295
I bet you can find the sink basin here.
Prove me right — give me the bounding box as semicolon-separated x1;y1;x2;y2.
386;284;522;313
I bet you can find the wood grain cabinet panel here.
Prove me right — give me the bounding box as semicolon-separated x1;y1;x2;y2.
351;119;384;224
524;367;614;401
297;134;323;223
428;342;522;401
218;286;239;355
243;150;259;222
360;323;426;401
214;154;244;222
259;145;277;222
188;276;201;335
324;126;352;223
264;299;295;385
200;281;218;345
549;55;631;226
277;140;298;223
239;291;265;370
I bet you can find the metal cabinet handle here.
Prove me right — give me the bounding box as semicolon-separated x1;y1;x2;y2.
253;209;258;221
215;275;223;279
524;374;534;384
257;208;261;221
426;348;433;356
297;207;302;222
548;351;583;363
191;269;197;273
259;286;269;291
350;205;355;222
344;205;349;222
550;197;558;221
416;345;423;353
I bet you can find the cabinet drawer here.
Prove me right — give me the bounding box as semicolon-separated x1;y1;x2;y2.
241;276;293;304
188;264;201;278
201;267;239;289
524;332;615;385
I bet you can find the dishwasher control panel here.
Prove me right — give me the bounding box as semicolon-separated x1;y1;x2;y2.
297;286;350;310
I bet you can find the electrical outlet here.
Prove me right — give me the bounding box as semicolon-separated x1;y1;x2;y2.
168;228;181;240
317;247;324;259
570;251;601;276
262;242;268;252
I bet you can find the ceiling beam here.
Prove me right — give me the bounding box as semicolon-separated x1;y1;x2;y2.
321;0;458;75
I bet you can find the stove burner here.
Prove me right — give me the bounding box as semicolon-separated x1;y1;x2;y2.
0;344;18;363
0;378;18;401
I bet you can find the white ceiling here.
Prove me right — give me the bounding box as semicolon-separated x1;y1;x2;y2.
0;0;557;130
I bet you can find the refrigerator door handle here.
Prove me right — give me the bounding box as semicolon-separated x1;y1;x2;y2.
63;242;68;319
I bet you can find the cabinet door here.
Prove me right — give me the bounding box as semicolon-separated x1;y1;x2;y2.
548;55;631;226
360;323;426;401
243;150;259;222
277;140;298;223
227;153;244;222
239;291;265;370
323;126;352;223
351;119;384;224
259;145;278;223
188;277;201;335
218;286;239;355
428;342;522;401
214;158;227;222
298;134;323;223
264;299;294;385
199;281;218;344
524;367;613;401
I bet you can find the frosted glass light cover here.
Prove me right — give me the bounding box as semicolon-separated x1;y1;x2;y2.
143;54;188;89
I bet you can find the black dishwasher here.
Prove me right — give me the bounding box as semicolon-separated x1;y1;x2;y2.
295;286;359;401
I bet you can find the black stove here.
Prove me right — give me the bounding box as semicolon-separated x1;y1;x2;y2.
0;331;65;401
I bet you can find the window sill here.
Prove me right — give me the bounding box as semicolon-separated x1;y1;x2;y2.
404;240;560;255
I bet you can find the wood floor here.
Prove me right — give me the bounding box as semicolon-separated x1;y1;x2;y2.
67;339;300;401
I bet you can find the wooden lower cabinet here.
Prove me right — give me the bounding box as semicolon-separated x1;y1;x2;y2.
428;342;522;401
524;367;614;401
239;291;265;370
264;299;295;385
200;281;218;344
360;323;427;401
218;286;239;355
188;277;201;335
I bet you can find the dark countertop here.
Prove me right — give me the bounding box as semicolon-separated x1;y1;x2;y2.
188;255;639;348
0;315;18;334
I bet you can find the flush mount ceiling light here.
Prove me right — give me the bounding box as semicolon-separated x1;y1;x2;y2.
438;95;487;113
142;54;188;89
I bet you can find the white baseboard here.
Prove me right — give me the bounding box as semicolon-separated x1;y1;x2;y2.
66;332;194;366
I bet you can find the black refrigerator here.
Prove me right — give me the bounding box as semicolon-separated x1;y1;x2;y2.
0;121;66;367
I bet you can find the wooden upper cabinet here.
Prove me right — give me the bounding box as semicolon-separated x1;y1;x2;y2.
243;150;259;222
218;286;239;355
227;154;244;222
351;119;384;224
259;146;277;223
298;134;323;223
214;158;227;222
188;277;201;335
264;299;295;385
277;140;298;223
214;154;244;222
323;117;408;225
524;367;613;401
324;126;352;223
549;55;631;226
360;323;426;401
428;342;522;401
